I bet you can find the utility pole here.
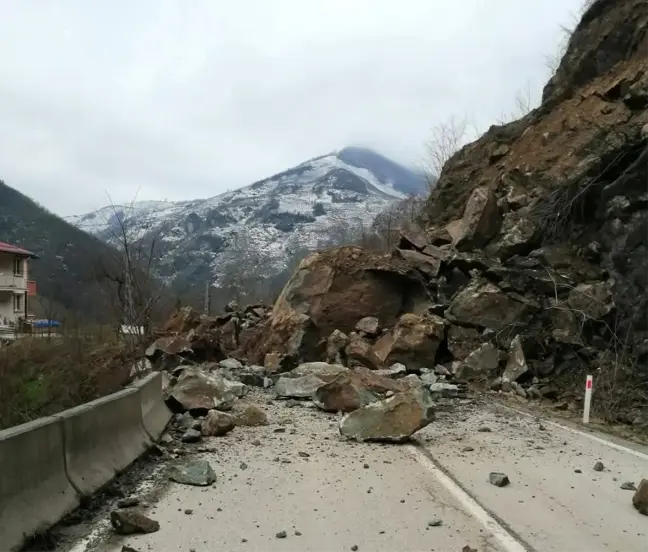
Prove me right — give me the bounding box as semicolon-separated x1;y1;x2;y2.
204;280;211;315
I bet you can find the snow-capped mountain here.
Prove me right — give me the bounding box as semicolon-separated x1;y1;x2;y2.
68;147;426;291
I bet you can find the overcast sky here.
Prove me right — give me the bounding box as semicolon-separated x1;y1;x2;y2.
0;0;584;217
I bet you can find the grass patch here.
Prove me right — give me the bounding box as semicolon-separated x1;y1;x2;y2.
0;334;142;430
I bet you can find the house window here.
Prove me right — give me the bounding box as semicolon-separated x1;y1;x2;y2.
13;257;23;276
13;294;23;312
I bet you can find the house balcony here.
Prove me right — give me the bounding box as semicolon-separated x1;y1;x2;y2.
0;274;27;291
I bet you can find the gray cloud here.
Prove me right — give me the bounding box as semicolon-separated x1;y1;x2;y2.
0;0;584;216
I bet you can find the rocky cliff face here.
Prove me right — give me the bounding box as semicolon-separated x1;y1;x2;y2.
244;0;648;425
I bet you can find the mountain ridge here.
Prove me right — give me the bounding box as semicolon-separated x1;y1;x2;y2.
68;147;427;302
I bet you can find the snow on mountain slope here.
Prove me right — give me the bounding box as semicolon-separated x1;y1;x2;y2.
67;148;426;290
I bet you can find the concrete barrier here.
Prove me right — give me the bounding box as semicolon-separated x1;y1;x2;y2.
0;416;79;551
56;388;152;496
130;372;172;440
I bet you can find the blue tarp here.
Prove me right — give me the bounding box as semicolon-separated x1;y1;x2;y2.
31;319;62;328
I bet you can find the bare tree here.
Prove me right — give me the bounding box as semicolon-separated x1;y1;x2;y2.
424;116;470;186
496;81;537;124
96;196;166;344
545;0;597;76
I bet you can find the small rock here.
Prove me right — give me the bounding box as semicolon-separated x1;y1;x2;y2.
621;481;637;491
201;410;236;437
375;363;408;378
574;469;582;474
240;462;248;470
477;427;492;433
427;519;443;527
220;358;243;370
434;364;451;377
181;429;202;443
184;509;193;515
351;545;359;551
489;472;510;487
363;463;370;469
169;459;217;486
355;316;379;335
462;546;478;552
428;382;459;398
159;433;174;445
116;497;140;508
462;446;475;452
110;509;160;535
489;377;502;391
298;451;310;458
276;530;287;539
121;546;140;552
251;439;261;446
295;530;302;536
593;461;604;472
632;479;648;515
233;404;268;426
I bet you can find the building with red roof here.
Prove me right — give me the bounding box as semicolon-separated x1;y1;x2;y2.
0;240;37;327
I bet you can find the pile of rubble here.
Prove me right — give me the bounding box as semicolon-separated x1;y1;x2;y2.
147;300;271;369
147;301;466;442
236;0;648;427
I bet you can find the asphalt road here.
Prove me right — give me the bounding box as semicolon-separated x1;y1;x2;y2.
68;395;648;552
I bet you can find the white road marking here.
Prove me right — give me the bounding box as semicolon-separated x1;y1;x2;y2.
407;445;528;552
496;404;648;461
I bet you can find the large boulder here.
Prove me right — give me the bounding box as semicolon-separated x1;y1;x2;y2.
447;325;483;361
633;479;648;516
398;222;429;251
454;186;501;251
313;372;380;413
453;343;500;381
338;387;435;442
274;374;325;399
145;335;192;359
166;366;241;413
372;313;447;370
243;246;428;363
501;335;529;382
164;306;202;334
567;281;615;320
445;280;528;330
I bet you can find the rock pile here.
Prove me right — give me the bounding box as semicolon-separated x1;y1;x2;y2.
146;301;271;371
157;352;446;443
239;0;648;426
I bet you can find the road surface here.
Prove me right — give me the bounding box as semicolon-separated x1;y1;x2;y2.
65;395;648;552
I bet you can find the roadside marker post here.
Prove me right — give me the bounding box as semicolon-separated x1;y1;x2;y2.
583;375;593;424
